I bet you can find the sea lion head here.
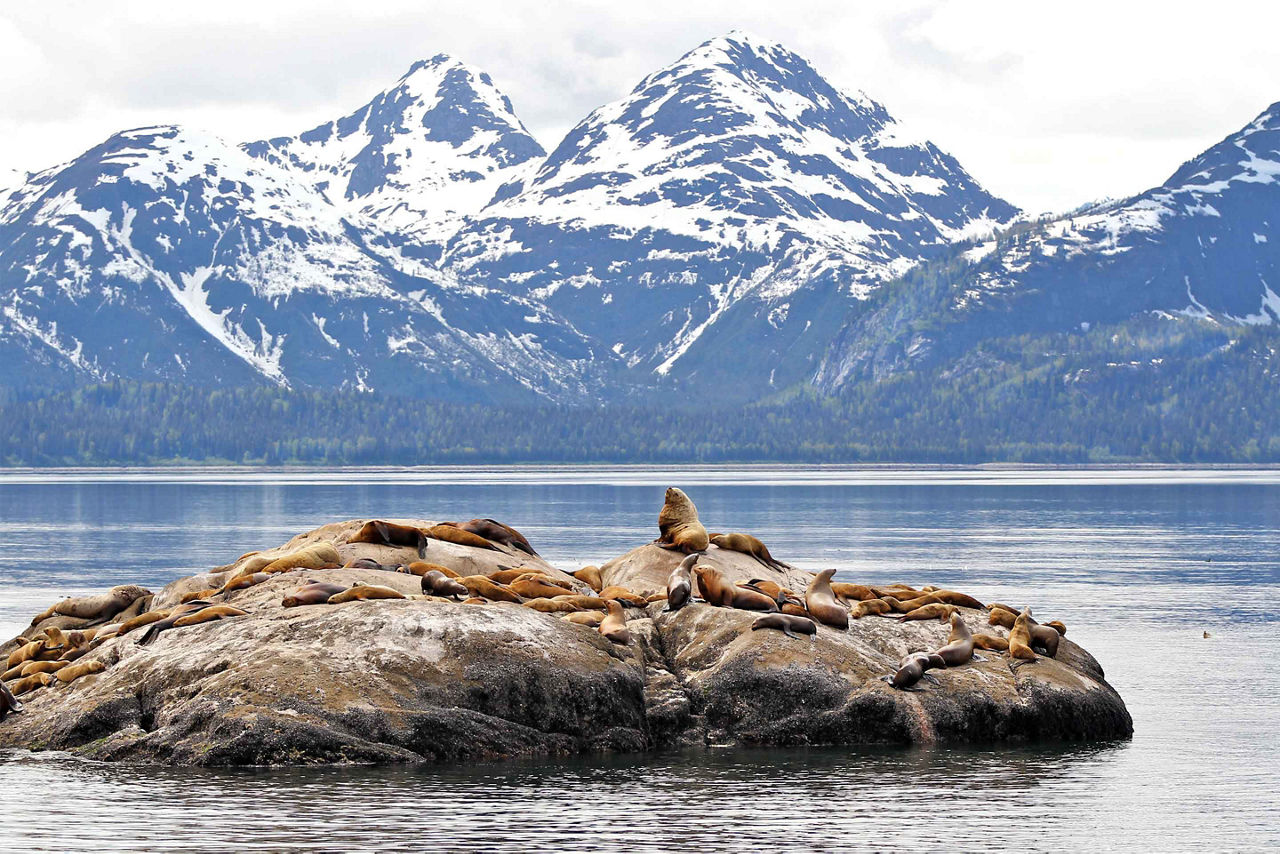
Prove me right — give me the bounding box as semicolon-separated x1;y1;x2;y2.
816;568;837;583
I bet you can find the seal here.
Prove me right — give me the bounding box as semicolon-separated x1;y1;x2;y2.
52;585;151;621
573;566;603;592
920;590;985;609
709;533;790;570
664;553;698;612
851;599;892;619
54;659;106;685
805;569;849;629
598;600;630;645
136;602;214;645
398;561;461;580
780;602;811;618
898;603;958;623
551;594;609;610
830;582;878;602
346;521;429;557
932;613;977;666
18;660;69;677
1009;607;1038;661
743;580;805;610
326;585;407;604
523;598;579;613
989;608;1060;655
457;576;524;603
0;678;22;719
1045;620;1067;636
422;525;499;551
261;542;342;575
751;613;818;638
171;604;247;628
563;611;606;627
883;652;945;690
598;586;651;608
115;609;170;635
510;576;575;600
449;519;539;555
654;487;710;554
972;633;1010;651
219;572;270;596
486;567;547;584
421;570;468;599
9;672;54;696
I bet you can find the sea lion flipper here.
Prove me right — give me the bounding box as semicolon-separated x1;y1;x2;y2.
782;626;798;639
973;653;988;663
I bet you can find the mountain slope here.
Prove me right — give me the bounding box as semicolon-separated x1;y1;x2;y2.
446;31;1017;393
244;55;545;263
0;125;610;401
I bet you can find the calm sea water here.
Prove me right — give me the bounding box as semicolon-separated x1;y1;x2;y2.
0;466;1277;852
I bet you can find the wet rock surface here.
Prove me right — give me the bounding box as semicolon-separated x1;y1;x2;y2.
0;523;1132;766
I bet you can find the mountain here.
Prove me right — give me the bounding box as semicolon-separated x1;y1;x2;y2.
245;55;545;264
445;31;1017;394
0;124;609;401
815;101;1280;390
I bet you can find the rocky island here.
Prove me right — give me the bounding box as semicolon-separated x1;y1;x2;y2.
0;492;1132;765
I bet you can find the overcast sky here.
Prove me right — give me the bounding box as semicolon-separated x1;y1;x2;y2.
2;1;1277;213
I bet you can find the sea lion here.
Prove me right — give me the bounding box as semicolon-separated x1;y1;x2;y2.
851;599;892;619
972;633;1010;651
883;652;945;690
180;589;221;604
780;602;811;618
888;594;948;613
10;672;54;696
219;572;270;596
1009;608;1038;661
692;565;735;607
108;594;153;626
0;678;22;718
52;585;151;621
1045;620;1067;636
751;613;818;638
422;525;498;551
563;611;606;627
19;660;69;677
598;600;630;645
729;586;780;612
552;595;609;610
988;608;1060;655
830;582;878;602
872;586;924;599
451;519;538;555
54;659;106;685
573;566;603;592
487;567;550;584
654;487;710;554
510;577;576;600
115;609;170;635
462;597;487;605
421;570;468;599
347;521;429;557
664;553;698;612
744;580;806;609
898;603;958;623
345;557;391;570
523;598;579;613
137;602;215;645
987;602;1018;614
171;604;248;628
261;542;342;575
921;590;985;609
805;569;849;629
709;533;790;570
645;591;668;603
5;641;44;671
598;586;650;608
457;576;523;603
933;614;977;667
326;585;407;604
400;561;461;580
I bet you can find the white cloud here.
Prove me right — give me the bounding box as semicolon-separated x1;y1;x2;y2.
1;0;1277;212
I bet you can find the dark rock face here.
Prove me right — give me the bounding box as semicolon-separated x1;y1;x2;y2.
0;529;1130;766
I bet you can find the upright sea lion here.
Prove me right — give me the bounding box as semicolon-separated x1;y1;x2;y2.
692;566;735;608
898;603;958;623
751;613;818;638
5;641;44;671
989;608;1060;655
423;525;498;551
664;553;698;612
573;566;603;592
55;659;106;685
1009;608;1038;661
830;582;878;602
347;521;429;557
933;614;977;667
851;599;892;619
52;585;151;621
563;611;606;627
654;487;710;554
709;533;790;570
0;678;22;718
10;672;54;696
421;570;468;599
805;569;849;629
261;542;342;575
452;519;538;555
326;585;406;604
599;600;630;645
457;576;523;603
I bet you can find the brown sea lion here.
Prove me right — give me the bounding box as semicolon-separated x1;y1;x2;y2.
922;590;986;609
883;652;946;690
1045;620;1067;636
654;487;710;554
421;570;468;599
709;532;790;570
261;542;342;575
744;580;806;610
805;569;849;629
54;659;106;685
108;594;153;626
988;609;1061;655
326;585;407;604
573;566;603;592
851;599;893;619
171;604;248;628
423;525;498;551
396;561;459;580
10;672;54;695
729;585;780;612
645;591;668;603
898;603;958;623
872;586;924;599
453;519;538;555
972;633;1010;651
19;660;69;677
692;565;735;607
552;594;609;610
52;585;151;621
28;603;58;625
933;614;977;666
599;600;630;645
889;594;948;613
115;609;170;635
346;521;429;557
136;602;214;645
510;577;575;600
180;589;221;604
457;576;524;603
5;641;44;671
780;602;811;618
664;553;698;612
0;678;22;718
219;572;270;596
485;567;545;584
461;597;487;605
598;586;650;608
523;598;579;613
830;582;879;602
987;602;1018;614
563;610;606;627
751;613;818;638
1009;608;1038;661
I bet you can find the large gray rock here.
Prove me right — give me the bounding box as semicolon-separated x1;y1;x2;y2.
0;529;1132;765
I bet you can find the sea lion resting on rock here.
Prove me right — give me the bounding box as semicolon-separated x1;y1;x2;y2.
709;533;790;570
326;585;406;604
421;571;468;599
458;576;523;604
751;613;818;638
282;582;350;608
261;542;342;576
422;525;498;551
851;599;892;619
171;604;247;628
55;659;106;685
599;600;630;645
346;521;429;558
563;610;606;627
573;566;603;592
444;519;538;556
988;607;1061;656
52;585;151;621
654;487;709;554
0;678;22;718
693;566;778;612
805;569;849;629
932;614;979;667
137;602;214;645
830;583;878;602
9;672;54;696
883;652;946;691
509;576;575;600
898;603;957;623
743;580;805;610
598;586;651;608
664;554;699;612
